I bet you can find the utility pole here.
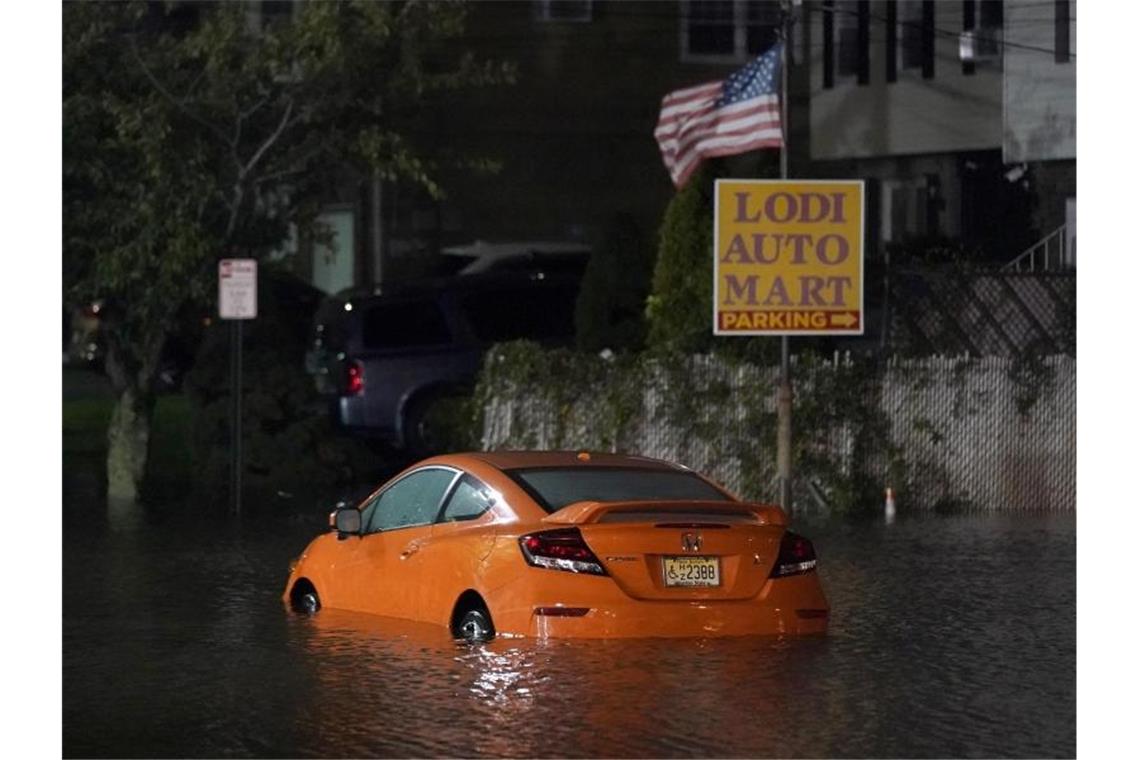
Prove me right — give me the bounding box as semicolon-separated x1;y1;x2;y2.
777;1;797;514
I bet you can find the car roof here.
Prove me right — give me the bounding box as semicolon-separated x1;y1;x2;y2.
329;270;580;304
459;451;686;472
441;240;591;259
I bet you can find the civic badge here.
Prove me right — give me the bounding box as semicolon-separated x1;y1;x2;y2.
681;532;702;553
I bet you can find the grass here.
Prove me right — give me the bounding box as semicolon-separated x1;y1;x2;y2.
62;397;115;455
63;390;196;497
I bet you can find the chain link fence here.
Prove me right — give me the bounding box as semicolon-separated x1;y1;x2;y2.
889;271;1076;357
481;351;1075;514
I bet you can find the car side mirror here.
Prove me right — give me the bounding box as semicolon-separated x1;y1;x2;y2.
333;507;361;540
327;500;350;529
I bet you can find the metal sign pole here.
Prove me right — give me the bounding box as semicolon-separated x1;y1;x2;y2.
219;258;256;518
231;319;243;517
777;4;794;513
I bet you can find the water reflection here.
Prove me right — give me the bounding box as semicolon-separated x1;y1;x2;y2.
290;610;837;757
64;510;1075;758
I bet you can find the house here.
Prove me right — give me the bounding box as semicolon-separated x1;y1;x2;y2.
267;1;1075;294
805;0;1075;266
275;1;802;293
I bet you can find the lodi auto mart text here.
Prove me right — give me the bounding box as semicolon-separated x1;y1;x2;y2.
715;181;863;334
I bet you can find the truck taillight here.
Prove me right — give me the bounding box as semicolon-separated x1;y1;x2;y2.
519;528;607;576
770;531;818;578
345;360;364;395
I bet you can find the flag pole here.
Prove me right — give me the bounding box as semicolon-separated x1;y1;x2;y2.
776;2;794;514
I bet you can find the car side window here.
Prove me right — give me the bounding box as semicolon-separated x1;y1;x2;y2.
439;475;496;522
364;468;458;534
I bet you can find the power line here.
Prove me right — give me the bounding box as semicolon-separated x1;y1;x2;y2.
807;2;1075;61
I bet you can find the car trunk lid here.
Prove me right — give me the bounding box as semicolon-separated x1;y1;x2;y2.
542;500;787;601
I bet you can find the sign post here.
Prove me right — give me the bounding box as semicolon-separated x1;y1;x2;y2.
713;179;865;509
218;259;258;517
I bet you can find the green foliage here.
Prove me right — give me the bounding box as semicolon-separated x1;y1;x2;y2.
645;156;781;363
64;0;513;494
64;0;512;391
183;268;379;507
63;387;195;497
575;213;654;353
474;342;898;516
1007;343;1057;416
645;166;717;353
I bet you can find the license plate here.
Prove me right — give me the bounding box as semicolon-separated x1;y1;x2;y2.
662;556;720;587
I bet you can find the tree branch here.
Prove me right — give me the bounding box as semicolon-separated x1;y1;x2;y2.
240;98;295;179
128;34;234;149
252;144;328;186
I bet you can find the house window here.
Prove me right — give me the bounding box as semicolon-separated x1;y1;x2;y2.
959;1;1002;66
969;0;1004;64
823;0;835;87
882;178;935;243
885;1;898;82
836;2;860;77
900;0;934;77
533;0;593;23
962;0;976;75
900;1;924;70
830;1;869;83
745;2;781;57
681;0;783;64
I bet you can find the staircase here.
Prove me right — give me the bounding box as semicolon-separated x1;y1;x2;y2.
1003;225;1072;272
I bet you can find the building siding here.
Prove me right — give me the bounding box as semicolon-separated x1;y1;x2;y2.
809;1;1002;160
1003;0;1076;162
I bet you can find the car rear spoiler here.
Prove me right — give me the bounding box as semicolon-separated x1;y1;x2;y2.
541;499;787;527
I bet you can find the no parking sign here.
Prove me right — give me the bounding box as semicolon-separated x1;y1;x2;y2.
218;259;258;320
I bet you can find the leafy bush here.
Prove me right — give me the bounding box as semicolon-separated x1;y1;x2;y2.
183;269;380;509
645;165;717;353
645;156;782;363
475;340;900;516
575;213;654;353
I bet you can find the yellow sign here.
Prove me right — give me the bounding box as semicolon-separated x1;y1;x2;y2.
714;180;864;335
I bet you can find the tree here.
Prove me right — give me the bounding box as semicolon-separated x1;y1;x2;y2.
63;1;512;502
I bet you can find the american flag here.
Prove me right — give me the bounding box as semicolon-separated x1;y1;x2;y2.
655;42;784;189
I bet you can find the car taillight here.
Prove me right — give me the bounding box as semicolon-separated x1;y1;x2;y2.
345;360;364;395
519;528;607;576
770;530;818;578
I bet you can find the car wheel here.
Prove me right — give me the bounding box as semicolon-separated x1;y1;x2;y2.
404;393;467;456
293;588;320;615
456;606;495;643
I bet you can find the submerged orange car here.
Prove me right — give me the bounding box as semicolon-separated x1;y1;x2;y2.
283;451;829;640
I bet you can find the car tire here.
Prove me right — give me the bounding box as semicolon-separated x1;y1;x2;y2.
293;587;321;615
404;392;465;457
456;606;495;643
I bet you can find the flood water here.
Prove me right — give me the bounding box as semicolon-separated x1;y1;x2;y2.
63;498;1075;758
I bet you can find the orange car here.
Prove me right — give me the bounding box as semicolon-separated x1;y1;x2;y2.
283;451;829;640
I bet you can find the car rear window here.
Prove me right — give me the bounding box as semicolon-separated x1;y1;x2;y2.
458;284;578;343
507;467;732;512
361;299;452;350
